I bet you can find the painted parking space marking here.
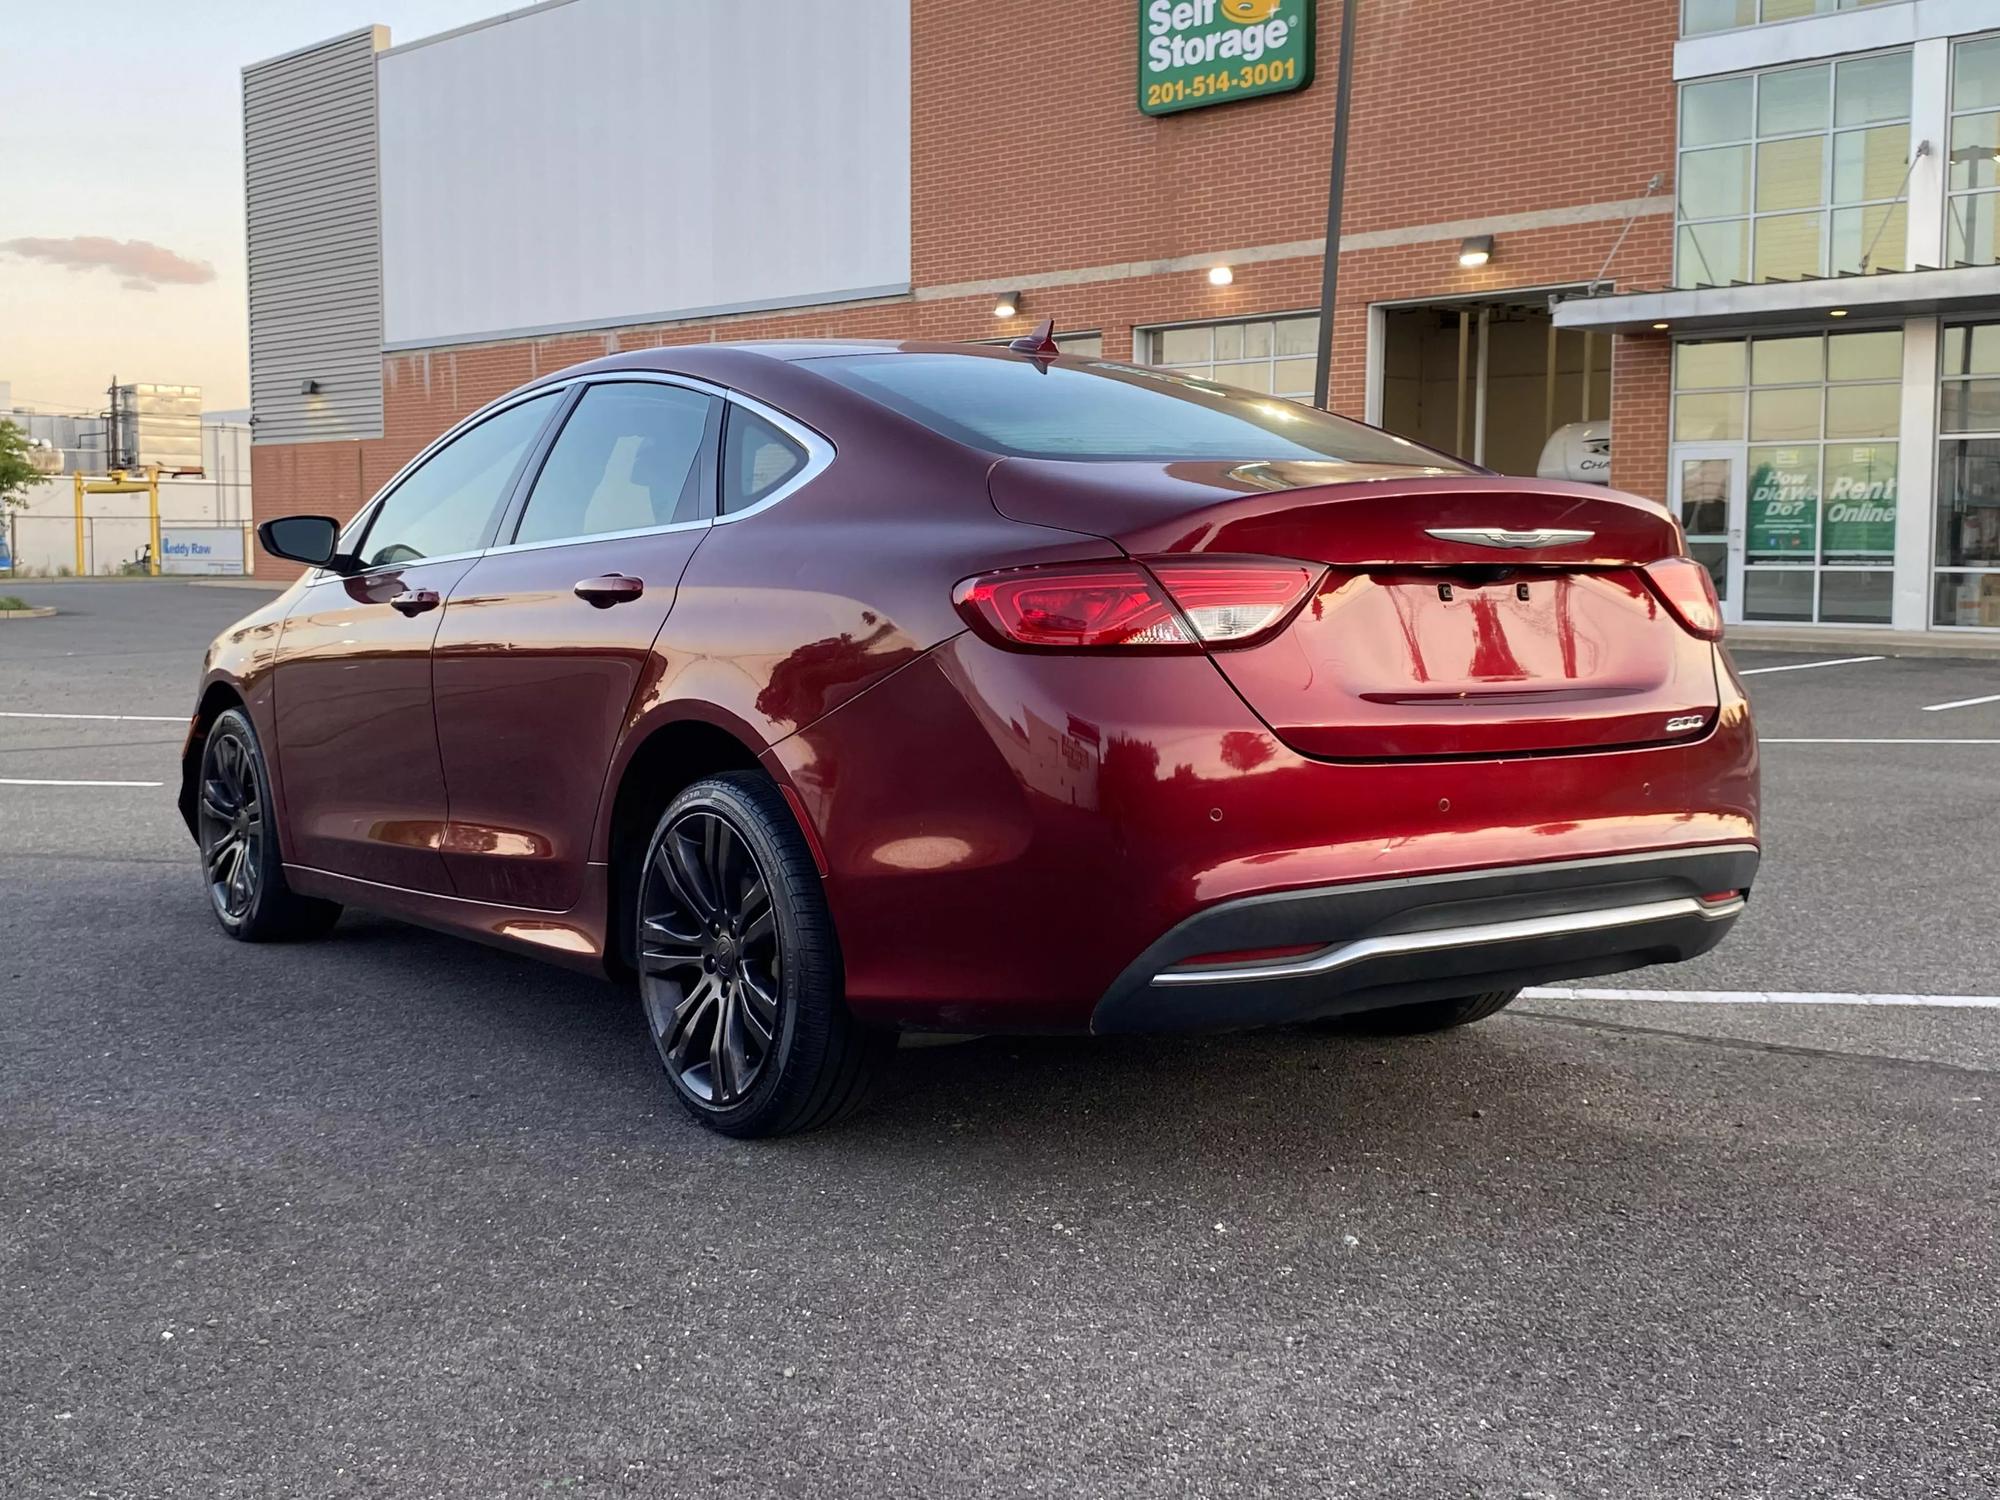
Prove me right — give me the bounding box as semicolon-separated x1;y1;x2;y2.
0;777;165;788
1761;737;2000;745
1921;692;2000;713
1526;987;2000;1009
1735;655;1884;676
0;711;185;723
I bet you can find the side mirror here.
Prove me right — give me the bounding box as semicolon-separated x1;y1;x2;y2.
257;515;351;572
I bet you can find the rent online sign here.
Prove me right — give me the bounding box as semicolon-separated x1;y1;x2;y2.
1139;0;1314;116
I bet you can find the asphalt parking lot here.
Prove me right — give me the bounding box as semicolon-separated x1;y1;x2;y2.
3;580;1997;1499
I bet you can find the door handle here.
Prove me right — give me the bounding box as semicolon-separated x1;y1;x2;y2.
390;588;440;616
575;574;645;608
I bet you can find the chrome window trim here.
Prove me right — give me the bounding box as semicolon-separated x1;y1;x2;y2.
484;516;711;558
321;382;577;582
712;389;837;524
314;369;834;580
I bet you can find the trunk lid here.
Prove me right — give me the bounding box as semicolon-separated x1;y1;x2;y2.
989;459;1719;760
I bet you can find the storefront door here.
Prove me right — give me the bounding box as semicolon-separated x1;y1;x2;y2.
1669;444;1745;626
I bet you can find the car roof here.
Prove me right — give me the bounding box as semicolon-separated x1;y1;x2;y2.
525;338;1044;388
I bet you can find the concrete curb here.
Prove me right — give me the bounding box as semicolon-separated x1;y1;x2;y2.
1727;625;2000;661
0;606;59;619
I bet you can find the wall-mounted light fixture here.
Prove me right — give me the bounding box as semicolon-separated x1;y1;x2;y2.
1458;235;1494;269
1207;264;1235;286
299;378;322;396
993;292;1021;318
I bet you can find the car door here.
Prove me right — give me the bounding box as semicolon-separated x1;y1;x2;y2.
272;390;562;892
430;377;720;911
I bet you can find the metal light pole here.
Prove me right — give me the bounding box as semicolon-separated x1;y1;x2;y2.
1311;0;1360;412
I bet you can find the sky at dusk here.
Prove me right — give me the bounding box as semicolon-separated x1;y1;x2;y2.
1;0;511;418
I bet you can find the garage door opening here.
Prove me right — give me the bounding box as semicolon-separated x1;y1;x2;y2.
1376;295;1611;479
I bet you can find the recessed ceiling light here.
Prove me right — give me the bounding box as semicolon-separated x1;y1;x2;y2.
1829;308;1849;318
1652;321;1671;330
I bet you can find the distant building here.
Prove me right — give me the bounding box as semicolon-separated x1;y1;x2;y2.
244;1;2000;633
1;379;253;575
0;381;108;474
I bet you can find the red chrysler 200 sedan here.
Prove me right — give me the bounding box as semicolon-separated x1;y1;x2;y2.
184;333;1758;1137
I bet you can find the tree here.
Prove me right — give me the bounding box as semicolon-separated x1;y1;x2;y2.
0;421;41;512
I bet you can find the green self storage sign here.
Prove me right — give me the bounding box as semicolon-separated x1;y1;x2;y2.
1140;0;1314;116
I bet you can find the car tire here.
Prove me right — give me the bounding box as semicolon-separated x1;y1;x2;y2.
1316;989;1520;1036
195;707;342;942
635;771;891;1139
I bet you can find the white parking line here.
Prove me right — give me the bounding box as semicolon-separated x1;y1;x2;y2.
0;777;164;788
1761;737;2000;745
1526;987;2000;1008
1921;692;2000;713
1735;655;1884;676
0;711;185;723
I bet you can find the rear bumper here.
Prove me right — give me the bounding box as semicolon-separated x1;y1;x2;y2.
766;635;1759;1033
1089;843;1756;1033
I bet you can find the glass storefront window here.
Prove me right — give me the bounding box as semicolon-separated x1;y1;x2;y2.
1674;390;1746;441
1144;315;1319;400
1752;336;1821;385
1948;36;2000;269
1673;331;1902;624
1822;442;1898;563
1758;65;1828;136
1750;387;1822;441
1684;0;1900;38
1835;52;1910;125
1676;341;1748;389
1748;445;1819;561
1938;318;2000;625
1676;51;1912;284
1825;383;1900;439
1678;221;1749;286
1827;329;1901;381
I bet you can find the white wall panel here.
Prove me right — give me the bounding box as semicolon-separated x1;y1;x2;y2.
377;0;910;350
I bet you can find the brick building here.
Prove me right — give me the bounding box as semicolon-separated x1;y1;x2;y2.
245;0;2000;632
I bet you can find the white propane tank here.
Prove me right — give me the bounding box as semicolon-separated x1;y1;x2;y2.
1536;420;1610;485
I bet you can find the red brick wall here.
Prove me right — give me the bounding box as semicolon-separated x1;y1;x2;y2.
252;0;1684;568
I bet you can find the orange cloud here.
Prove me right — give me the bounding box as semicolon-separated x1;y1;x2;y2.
1;236;216;289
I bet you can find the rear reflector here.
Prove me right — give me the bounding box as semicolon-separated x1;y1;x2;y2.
953;558;1320;653
1641;556;1724;642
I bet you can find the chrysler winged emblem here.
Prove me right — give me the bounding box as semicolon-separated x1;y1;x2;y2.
1425;527;1595;549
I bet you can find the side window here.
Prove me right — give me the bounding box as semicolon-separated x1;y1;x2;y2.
721;405;808;515
514;382;715;546
358;392;558;567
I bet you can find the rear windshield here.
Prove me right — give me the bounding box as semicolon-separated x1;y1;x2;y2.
805;351;1471;468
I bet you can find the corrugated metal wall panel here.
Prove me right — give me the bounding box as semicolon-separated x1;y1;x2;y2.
243;27;386;446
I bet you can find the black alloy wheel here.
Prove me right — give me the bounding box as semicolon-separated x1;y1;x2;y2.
639;809;782;1107
635;773;890;1137
198;721;263;922
194;707;341;942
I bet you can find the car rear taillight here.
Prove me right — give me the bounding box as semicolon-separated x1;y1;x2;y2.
1145;558;1321;646
1641;556;1724;642
953;558;1320;653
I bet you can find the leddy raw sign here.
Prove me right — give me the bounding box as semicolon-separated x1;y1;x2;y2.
1140;0;1314;116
